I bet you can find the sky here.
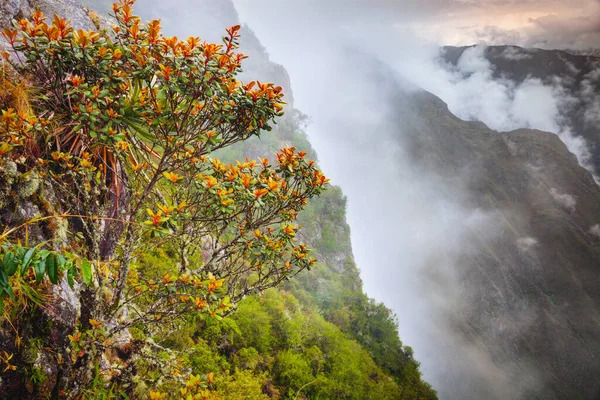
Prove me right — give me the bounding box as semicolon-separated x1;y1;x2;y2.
234;0;600;50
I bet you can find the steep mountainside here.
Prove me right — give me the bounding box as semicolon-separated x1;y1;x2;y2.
374;63;600;398
440;45;600;173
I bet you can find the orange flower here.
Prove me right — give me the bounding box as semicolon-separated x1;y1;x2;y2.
175;201;187;212
2;28;18;45
147;19;161;43
163;36;179;52
146;209;164;226
31;9;45;25
267;177;279;191
203;43;222;59
254;188;268;199
204;176;218;188
158;64;172;80
225;169;239;182
115;141;128;151
69;75;84;87
194;298;207;309
1;108;16;125
226;80;239;94
185;36;199;51
131;162;149;172
149;391;165;400
113;48;123;60
89;319;102;329
52;14;70;37
68;332;81;343
80;158;93;168
313;171;330;186
240;174;253;189
162;171;183;183
157;204;175;215
74;29;92;47
106;109;120;119
283;225;296;237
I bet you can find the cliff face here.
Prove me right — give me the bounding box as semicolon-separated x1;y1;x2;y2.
1;0;97;30
382;70;600;399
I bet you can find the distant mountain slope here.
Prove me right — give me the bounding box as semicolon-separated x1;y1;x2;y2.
382;69;600;399
440;45;600;174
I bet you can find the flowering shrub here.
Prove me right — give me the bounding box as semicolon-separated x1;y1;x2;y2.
0;0;327;395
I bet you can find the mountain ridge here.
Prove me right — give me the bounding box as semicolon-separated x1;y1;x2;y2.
439;44;600;175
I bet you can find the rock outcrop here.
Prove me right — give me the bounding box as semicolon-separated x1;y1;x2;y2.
1;0;96;31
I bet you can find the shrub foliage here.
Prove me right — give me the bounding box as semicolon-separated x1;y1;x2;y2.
0;0;328;396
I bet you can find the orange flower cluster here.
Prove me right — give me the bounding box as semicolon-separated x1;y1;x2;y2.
0;0;327;336
1;0;287;186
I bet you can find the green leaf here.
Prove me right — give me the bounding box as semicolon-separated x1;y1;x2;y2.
47;254;58;284
21;247;36;274
2;252;18;276
67;265;75;288
34;259;46;284
0;268;8;288
4;285;15;301
56;254;66;270
0;269;14;301
37;250;50;260
81;259;92;286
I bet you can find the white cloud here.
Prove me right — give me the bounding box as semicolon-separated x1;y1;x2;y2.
501;47;534;60
517;237;539;251
549;188;577;211
581;63;600;127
